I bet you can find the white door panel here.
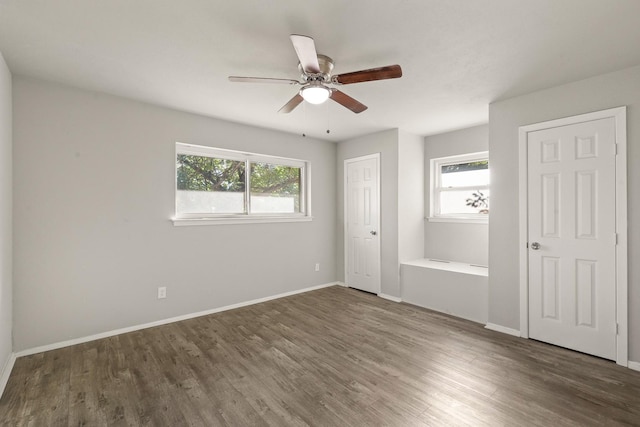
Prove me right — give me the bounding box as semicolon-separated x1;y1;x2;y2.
527;117;616;360
345;156;380;294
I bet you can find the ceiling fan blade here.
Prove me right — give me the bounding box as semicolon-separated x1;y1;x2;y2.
290;34;321;74
278;93;304;113
229;76;300;85
330;90;368;114
332;65;402;85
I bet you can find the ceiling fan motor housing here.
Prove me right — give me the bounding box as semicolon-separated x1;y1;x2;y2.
299;54;334;82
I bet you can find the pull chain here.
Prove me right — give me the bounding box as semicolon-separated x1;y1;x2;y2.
302;100;307;137
325;100;331;135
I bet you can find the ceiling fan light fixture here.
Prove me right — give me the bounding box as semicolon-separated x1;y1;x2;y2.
300;84;330;104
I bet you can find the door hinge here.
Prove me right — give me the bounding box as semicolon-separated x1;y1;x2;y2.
616;323;619;335
614;143;619;156
615;233;618;245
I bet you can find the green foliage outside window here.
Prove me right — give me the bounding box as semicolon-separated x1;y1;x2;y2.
177;155;301;198
441;160;488;174
250;162;300;196
177;155;245;192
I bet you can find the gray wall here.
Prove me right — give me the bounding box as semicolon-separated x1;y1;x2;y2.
489;65;640;363
336;129;400;297
398;130;424;265
424;125;488;266
13;76;337;351
0;54;12;372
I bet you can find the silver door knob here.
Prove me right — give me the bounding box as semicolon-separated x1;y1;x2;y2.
530;242;540;250
370;230;377;236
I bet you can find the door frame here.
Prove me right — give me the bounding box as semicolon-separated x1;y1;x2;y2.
344;153;381;294
518;106;628;366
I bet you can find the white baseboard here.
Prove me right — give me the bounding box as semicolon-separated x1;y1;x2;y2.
335;281;347;287
15;282;341;358
0;352;16;399
629;361;640;372
378;293;402;303
485;323;521;337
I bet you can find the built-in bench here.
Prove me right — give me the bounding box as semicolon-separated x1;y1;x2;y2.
400;259;488;324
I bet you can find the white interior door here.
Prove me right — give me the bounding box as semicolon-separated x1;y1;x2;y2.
345;154;380;294
527;117;617;360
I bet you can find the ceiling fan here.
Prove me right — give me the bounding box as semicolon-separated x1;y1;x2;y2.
229;34;402;114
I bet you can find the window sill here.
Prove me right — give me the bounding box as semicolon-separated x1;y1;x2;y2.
172;216;313;226
426;216;488;224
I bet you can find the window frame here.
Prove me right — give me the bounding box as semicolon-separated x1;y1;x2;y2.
429;151;489;224
173;143;312;226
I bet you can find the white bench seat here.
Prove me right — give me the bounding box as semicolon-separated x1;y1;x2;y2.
400;258;488;324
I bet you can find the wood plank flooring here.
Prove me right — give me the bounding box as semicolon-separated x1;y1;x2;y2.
2;285;640;426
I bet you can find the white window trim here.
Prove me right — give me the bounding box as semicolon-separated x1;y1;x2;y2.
428;151;489;224
172;143;312;226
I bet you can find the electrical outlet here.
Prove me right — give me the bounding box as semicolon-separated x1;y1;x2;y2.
315;263;320;272
157;287;167;299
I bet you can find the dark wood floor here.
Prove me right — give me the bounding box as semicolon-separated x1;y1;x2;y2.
2;286;640;426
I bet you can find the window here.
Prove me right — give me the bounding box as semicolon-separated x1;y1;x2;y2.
429;151;489;222
174;143;310;225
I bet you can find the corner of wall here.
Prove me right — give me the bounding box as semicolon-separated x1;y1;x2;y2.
0;50;14;398
398;130;425;264
0;352;16;398
423;125;489;266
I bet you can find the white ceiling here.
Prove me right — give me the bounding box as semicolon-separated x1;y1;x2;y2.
1;0;640;141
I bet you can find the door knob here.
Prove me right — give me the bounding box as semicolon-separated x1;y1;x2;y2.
530;242;540;250
370;230;377;236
